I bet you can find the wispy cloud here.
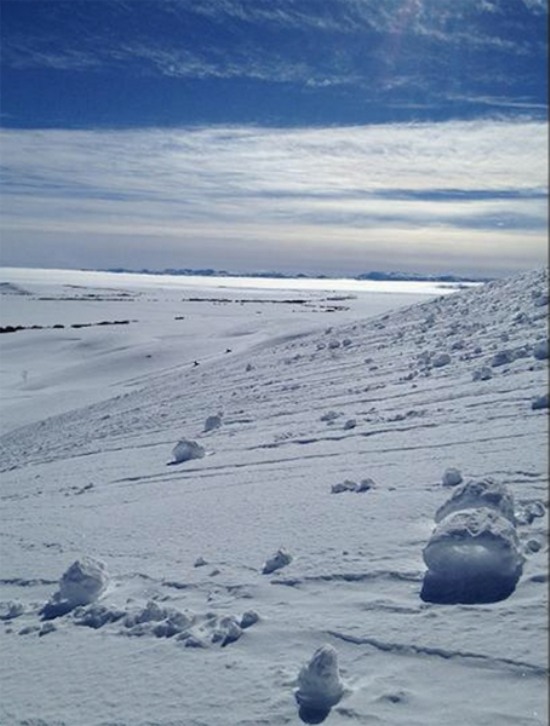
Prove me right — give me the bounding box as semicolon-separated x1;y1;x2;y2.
0;119;547;275
2;0;546;121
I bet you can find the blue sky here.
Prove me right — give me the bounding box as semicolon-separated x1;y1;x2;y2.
0;0;548;277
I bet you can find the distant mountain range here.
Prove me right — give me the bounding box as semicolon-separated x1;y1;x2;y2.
104;268;492;283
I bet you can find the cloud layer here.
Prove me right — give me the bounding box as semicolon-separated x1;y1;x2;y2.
1;0;547;127
1;119;547;276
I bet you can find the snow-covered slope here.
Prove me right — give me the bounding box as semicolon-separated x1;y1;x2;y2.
1;269;548;726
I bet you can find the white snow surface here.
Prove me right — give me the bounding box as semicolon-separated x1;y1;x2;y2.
0;267;548;725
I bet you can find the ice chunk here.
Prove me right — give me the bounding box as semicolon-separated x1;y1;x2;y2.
421;508;524;604
172;438;205;463
295;645;344;724
261;548;292;574
442;467;463;487
434;478;516;524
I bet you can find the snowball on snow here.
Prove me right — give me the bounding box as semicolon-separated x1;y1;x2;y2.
442;467;463;487
515;499;546;525
295;644;345;713
472;366;492;381
261;548;292;574
432;352;451;368
525;539;542;553
491;349;514;367
58;557;109;606
211;615;242;647
203;413;223;432
330;477;376;493
356;477;376;492
531;393;549;410
320;410;340;422
421;508;524;604
41;557;109;619
172;438;205;463
240;610;260;629
424;508;523;578
331;479;357;494
533;339;549;360
0;601;24;620
434;478;516;524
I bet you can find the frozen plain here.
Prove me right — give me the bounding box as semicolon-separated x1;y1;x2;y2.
0;267;547;726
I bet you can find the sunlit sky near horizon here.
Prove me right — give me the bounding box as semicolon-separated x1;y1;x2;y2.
0;0;548;278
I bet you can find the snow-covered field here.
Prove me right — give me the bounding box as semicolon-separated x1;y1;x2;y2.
0;268;447;434
0;267;547;726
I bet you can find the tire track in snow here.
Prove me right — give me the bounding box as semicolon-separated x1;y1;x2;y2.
328;631;548;677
